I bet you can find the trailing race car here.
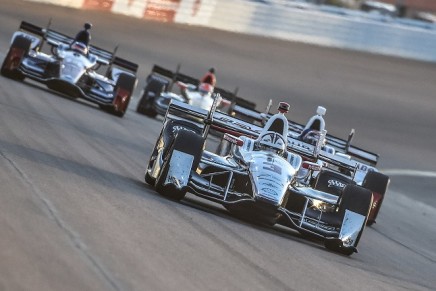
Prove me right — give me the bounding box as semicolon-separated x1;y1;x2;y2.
136;65;259;121
144;97;380;255
1;21;138;117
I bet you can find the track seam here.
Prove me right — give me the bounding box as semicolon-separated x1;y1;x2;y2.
0;149;122;291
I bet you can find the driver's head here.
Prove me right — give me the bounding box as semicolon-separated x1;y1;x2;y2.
84;22;92;30
302;129;323;146
71;41;88;55
258;132;286;155
198;83;213;96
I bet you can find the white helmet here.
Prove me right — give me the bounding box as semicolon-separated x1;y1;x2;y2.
258;132;286;155
198;83;214;96
71;41;88;55
301;129;322;146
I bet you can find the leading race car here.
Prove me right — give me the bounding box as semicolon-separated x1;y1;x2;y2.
144;97;379;255
217;105;391;226
1;21;138;117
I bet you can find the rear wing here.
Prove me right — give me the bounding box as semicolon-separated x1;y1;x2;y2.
149;64;256;110
167;100;379;167
18;21;138;73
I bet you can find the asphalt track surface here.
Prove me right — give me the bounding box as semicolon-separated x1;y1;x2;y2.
0;1;435;290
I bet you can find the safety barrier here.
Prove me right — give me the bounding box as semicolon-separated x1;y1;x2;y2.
25;0;436;62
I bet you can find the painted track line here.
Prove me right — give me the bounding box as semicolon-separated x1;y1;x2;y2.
381;169;436;178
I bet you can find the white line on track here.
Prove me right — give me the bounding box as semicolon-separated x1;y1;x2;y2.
381;169;436;178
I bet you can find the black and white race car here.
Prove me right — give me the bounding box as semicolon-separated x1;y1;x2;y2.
1;21;138;117
144;97;387;255
216;105;390;226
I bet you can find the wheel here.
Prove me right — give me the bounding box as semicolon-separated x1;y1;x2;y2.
136;77;167;117
1;36;32;80
144;133;163;186
155;130;204;201
325;184;372;256
111;73;137;117
362;171;390;226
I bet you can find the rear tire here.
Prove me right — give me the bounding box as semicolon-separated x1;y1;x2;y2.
155;130;204;201
362;171;390;226
111;73;137;117
136;77;167;117
1;36;32;80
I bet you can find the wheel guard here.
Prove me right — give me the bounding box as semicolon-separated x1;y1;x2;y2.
165;150;194;189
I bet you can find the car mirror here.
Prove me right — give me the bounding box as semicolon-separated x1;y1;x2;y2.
223;133;244;147
302;161;321;171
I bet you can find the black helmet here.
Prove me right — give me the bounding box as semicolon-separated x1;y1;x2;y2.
84;22;92;30
209;67;215;74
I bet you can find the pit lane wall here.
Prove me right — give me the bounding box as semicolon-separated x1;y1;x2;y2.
26;0;436;62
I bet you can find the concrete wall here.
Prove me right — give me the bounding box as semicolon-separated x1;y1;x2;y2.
25;0;436;62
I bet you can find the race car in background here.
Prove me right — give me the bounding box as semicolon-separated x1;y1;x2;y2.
144;98;377;255
136;64;260;121
1;20;138;117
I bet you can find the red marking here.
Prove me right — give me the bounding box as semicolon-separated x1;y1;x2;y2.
368;192;383;222
82;0;113;10
210;125;256;139
144;0;181;22
301;161;321;171
5;48;25;70
223;133;244;146
192;0;201;16
278;102;290;113
114;87;130;110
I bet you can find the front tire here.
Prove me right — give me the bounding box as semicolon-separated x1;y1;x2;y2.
325;184;372;256
111;73;137;117
155;130;204;201
136;77;167;117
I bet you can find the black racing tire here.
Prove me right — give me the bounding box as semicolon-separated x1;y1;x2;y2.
362;171;390;195
136;77;167;117
325;184;372;256
338;184;373;218
144;132;164;186
1;36;32;80
362;171;390;226
111;73;137;117
155;130;204;201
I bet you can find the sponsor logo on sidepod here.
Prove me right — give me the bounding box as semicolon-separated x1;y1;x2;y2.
327;179;346;189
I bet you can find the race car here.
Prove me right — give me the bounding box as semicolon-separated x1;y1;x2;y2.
144;97;377;255
136;64;260;121
1;20;138;117
285;105;389;226
217;105;390;226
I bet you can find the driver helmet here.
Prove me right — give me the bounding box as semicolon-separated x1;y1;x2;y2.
301;129;323;146
71;41;88;55
258;132;286;155
198;82;214;96
84;22;92;30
